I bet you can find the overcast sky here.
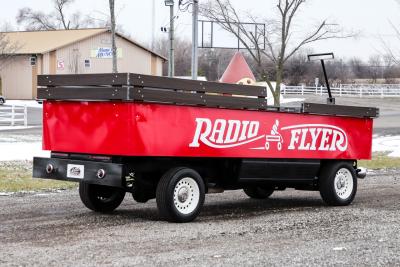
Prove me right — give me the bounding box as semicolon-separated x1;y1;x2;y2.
1;0;400;61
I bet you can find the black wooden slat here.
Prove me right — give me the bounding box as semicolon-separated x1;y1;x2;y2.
37;87;129;100
38;74;128;86
130;74;267;97
302;102;379;118
132;87;267;109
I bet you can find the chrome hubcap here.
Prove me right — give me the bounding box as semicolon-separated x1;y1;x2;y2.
334;168;354;200
178;187;189;203
173;177;200;215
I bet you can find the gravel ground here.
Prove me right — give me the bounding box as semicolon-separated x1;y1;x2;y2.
0;169;399;267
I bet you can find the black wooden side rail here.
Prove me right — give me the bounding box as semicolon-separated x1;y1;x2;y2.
37;73;269;110
37;73;379;118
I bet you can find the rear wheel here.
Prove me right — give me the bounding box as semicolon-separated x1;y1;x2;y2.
156;167;205;223
243;186;274;199
79;182;126;212
0;98;4;105
319;161;357;206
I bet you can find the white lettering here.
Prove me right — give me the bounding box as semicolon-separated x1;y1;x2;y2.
189;118;212;147
210;119;226;144
239;121;250;141
225;120;241;143
189;118;262;148
298;128;310;150
309;128;322;150
248;121;259;139
288;129;301;150
318;128;333;151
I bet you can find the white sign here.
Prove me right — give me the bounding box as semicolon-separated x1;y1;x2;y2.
91;47;122;58
67;164;84;179
57;60;65;70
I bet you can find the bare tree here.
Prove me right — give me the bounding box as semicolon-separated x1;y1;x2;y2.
367;55;382;84
16;0;95;30
200;0;351;105
109;0;117;73
0;33;20;71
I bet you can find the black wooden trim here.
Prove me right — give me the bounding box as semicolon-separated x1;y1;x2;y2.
302;102;379;118
132;87;268;109
38;73;129;86
129;73;267;96
37;86;130;100
38;73;267;97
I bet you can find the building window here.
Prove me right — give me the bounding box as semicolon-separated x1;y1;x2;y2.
84;59;91;68
30;56;37;66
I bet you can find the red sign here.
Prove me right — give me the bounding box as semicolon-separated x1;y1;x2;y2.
43;101;373;159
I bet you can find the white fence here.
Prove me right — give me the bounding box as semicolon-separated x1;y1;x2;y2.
0;105;28;126
282;84;400;98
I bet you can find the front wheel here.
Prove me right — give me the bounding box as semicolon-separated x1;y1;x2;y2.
156;167;205;223
79;182;126;212
319;161;357;206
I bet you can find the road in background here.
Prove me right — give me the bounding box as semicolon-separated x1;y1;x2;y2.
283;96;400;135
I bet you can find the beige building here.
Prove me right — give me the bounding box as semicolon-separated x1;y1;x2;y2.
0;28;166;99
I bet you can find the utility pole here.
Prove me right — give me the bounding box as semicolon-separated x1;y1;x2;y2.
109;0;117;73
191;0;199;80
165;0;175;77
151;0;155;50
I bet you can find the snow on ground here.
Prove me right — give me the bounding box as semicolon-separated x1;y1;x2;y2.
0;142;49;161
4;100;43;108
372;135;400;157
0;136;399;161
0;126;36;131
281;97;305;104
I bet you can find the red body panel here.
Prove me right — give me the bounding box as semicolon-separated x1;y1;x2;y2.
43;101;373;159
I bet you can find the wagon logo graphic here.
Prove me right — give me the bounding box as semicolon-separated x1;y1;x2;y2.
70;167;81;176
282;124;348;152
189;118;348;152
189;118;263;148
265;120;283;151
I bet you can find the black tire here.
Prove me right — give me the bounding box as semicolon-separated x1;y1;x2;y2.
243;186;274;199
319;161;357;206
79;182;126;212
156;167;205;223
0;98;4;105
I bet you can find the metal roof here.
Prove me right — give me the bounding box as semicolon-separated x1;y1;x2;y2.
0;28;166;60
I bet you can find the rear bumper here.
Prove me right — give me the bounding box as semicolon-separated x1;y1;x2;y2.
33;157;125;188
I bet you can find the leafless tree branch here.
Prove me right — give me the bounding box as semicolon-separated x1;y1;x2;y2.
200;0;353;105
16;0;96;30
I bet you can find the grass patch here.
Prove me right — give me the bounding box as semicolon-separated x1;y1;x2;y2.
0;161;76;192
359;152;400;170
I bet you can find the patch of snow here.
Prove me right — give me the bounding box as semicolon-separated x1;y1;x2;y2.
281;97;305;104
0;126;36;131
0;142;49;161
4;100;42;109
372;135;400;158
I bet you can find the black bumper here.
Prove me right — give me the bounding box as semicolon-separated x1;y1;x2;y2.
33;157;125;188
